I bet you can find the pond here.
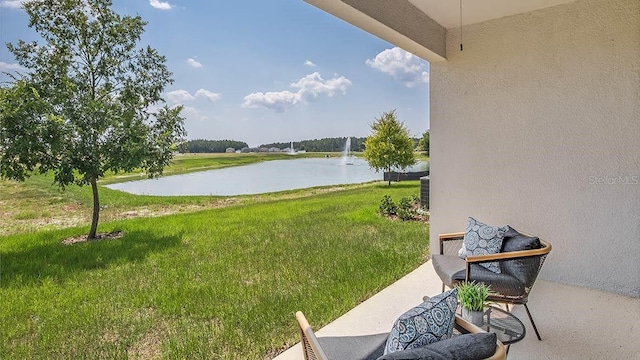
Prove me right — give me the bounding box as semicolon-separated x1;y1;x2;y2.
106;157;428;196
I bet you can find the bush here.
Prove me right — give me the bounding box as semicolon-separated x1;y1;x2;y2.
378;195;396;216
379;194;426;222
397;196;416;221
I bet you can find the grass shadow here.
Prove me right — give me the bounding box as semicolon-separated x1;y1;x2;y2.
0;229;182;288
374;181;420;190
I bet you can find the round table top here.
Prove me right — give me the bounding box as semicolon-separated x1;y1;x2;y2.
457;306;526;345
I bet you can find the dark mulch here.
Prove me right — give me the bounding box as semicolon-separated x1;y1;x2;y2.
61;231;124;245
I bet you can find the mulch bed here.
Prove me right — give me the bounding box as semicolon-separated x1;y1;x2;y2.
61;231;124;245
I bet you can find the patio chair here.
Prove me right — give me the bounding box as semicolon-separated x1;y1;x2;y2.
431;228;551;341
295;311;506;360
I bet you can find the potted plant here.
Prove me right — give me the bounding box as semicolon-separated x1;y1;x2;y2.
456;281;493;327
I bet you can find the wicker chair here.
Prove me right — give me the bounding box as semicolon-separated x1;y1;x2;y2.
295;311;506;360
431;231;551;340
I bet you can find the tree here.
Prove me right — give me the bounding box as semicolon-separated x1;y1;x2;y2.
0;0;186;239
362;110;416;186
418;130;430;155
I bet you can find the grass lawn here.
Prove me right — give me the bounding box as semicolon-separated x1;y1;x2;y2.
0;181;429;359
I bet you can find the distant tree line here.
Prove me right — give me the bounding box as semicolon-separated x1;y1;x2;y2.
179;139;248;153
178;134;427;154
260;137;368;152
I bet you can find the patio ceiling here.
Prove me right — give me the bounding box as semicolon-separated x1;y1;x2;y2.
304;0;577;62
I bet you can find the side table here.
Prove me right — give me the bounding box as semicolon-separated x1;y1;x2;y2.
423;296;526;347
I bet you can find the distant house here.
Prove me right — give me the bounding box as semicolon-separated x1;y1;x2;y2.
269;147;281;152
240;147;251;153
259;147;269;152
225;147;235;153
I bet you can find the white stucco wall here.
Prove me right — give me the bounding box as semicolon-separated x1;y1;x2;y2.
430;0;640;297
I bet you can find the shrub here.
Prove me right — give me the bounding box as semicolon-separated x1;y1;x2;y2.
378;195;396;216
379;194;428;222
397;196;415;221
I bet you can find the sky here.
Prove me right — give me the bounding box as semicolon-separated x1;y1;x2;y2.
0;0;430;147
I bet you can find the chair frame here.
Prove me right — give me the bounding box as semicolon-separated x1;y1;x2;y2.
438;232;552;340
296;311;329;360
295;311;506;360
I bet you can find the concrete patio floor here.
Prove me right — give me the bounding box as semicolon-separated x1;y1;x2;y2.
275;261;640;360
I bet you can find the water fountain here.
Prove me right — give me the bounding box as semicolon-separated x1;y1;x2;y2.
340;137;354;165
288;141;296;155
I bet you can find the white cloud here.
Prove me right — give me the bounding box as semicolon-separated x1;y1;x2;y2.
187;58;202;68
149;0;172;10
242;91;301;113
0;0;25;8
291;72;351;98
166;89;195;103
166;89;221;104
304;60;316;67
0;62;26;71
242;72;352;113
194;89;221;102
366;47;429;87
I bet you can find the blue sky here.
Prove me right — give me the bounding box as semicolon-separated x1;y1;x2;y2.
0;0;430;147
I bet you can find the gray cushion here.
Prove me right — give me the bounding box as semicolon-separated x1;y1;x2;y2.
318;333;389;360
432;253;525;297
431;254;466;288
384;289;458;354
502;226;541;252
500;226;542;286
376;333;497;360
459;217;507;274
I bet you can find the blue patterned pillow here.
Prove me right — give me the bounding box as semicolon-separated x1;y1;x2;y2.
383;289;458;355
458;217;507;274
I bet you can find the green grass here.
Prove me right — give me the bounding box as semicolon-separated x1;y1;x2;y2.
0;181;429;359
0;172;231;236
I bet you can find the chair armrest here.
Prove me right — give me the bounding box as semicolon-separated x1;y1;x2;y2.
296;311;329;360
439;232;465;240
455;316;507;360
438;232;465;255
464;240;551;263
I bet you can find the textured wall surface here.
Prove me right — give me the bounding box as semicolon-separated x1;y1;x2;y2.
430;0;639;297
342;0;446;58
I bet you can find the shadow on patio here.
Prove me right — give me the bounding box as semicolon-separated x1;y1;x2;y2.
275;261;640;359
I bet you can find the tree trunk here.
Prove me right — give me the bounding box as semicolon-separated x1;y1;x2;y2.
387;167;392;186
88;178;100;239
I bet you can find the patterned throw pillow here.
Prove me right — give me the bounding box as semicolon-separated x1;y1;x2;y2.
383;289;458;355
458;217;507;274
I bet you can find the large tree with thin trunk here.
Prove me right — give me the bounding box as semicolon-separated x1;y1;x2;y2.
0;0;186;239
363;110;416;186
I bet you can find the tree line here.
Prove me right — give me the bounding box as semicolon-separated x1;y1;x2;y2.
260;137;367;152
179;139;248;153
179;134;429;154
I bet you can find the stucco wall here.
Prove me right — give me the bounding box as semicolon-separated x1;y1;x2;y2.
430;0;639;297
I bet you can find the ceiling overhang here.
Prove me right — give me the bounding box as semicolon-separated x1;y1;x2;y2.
304;0;577;62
